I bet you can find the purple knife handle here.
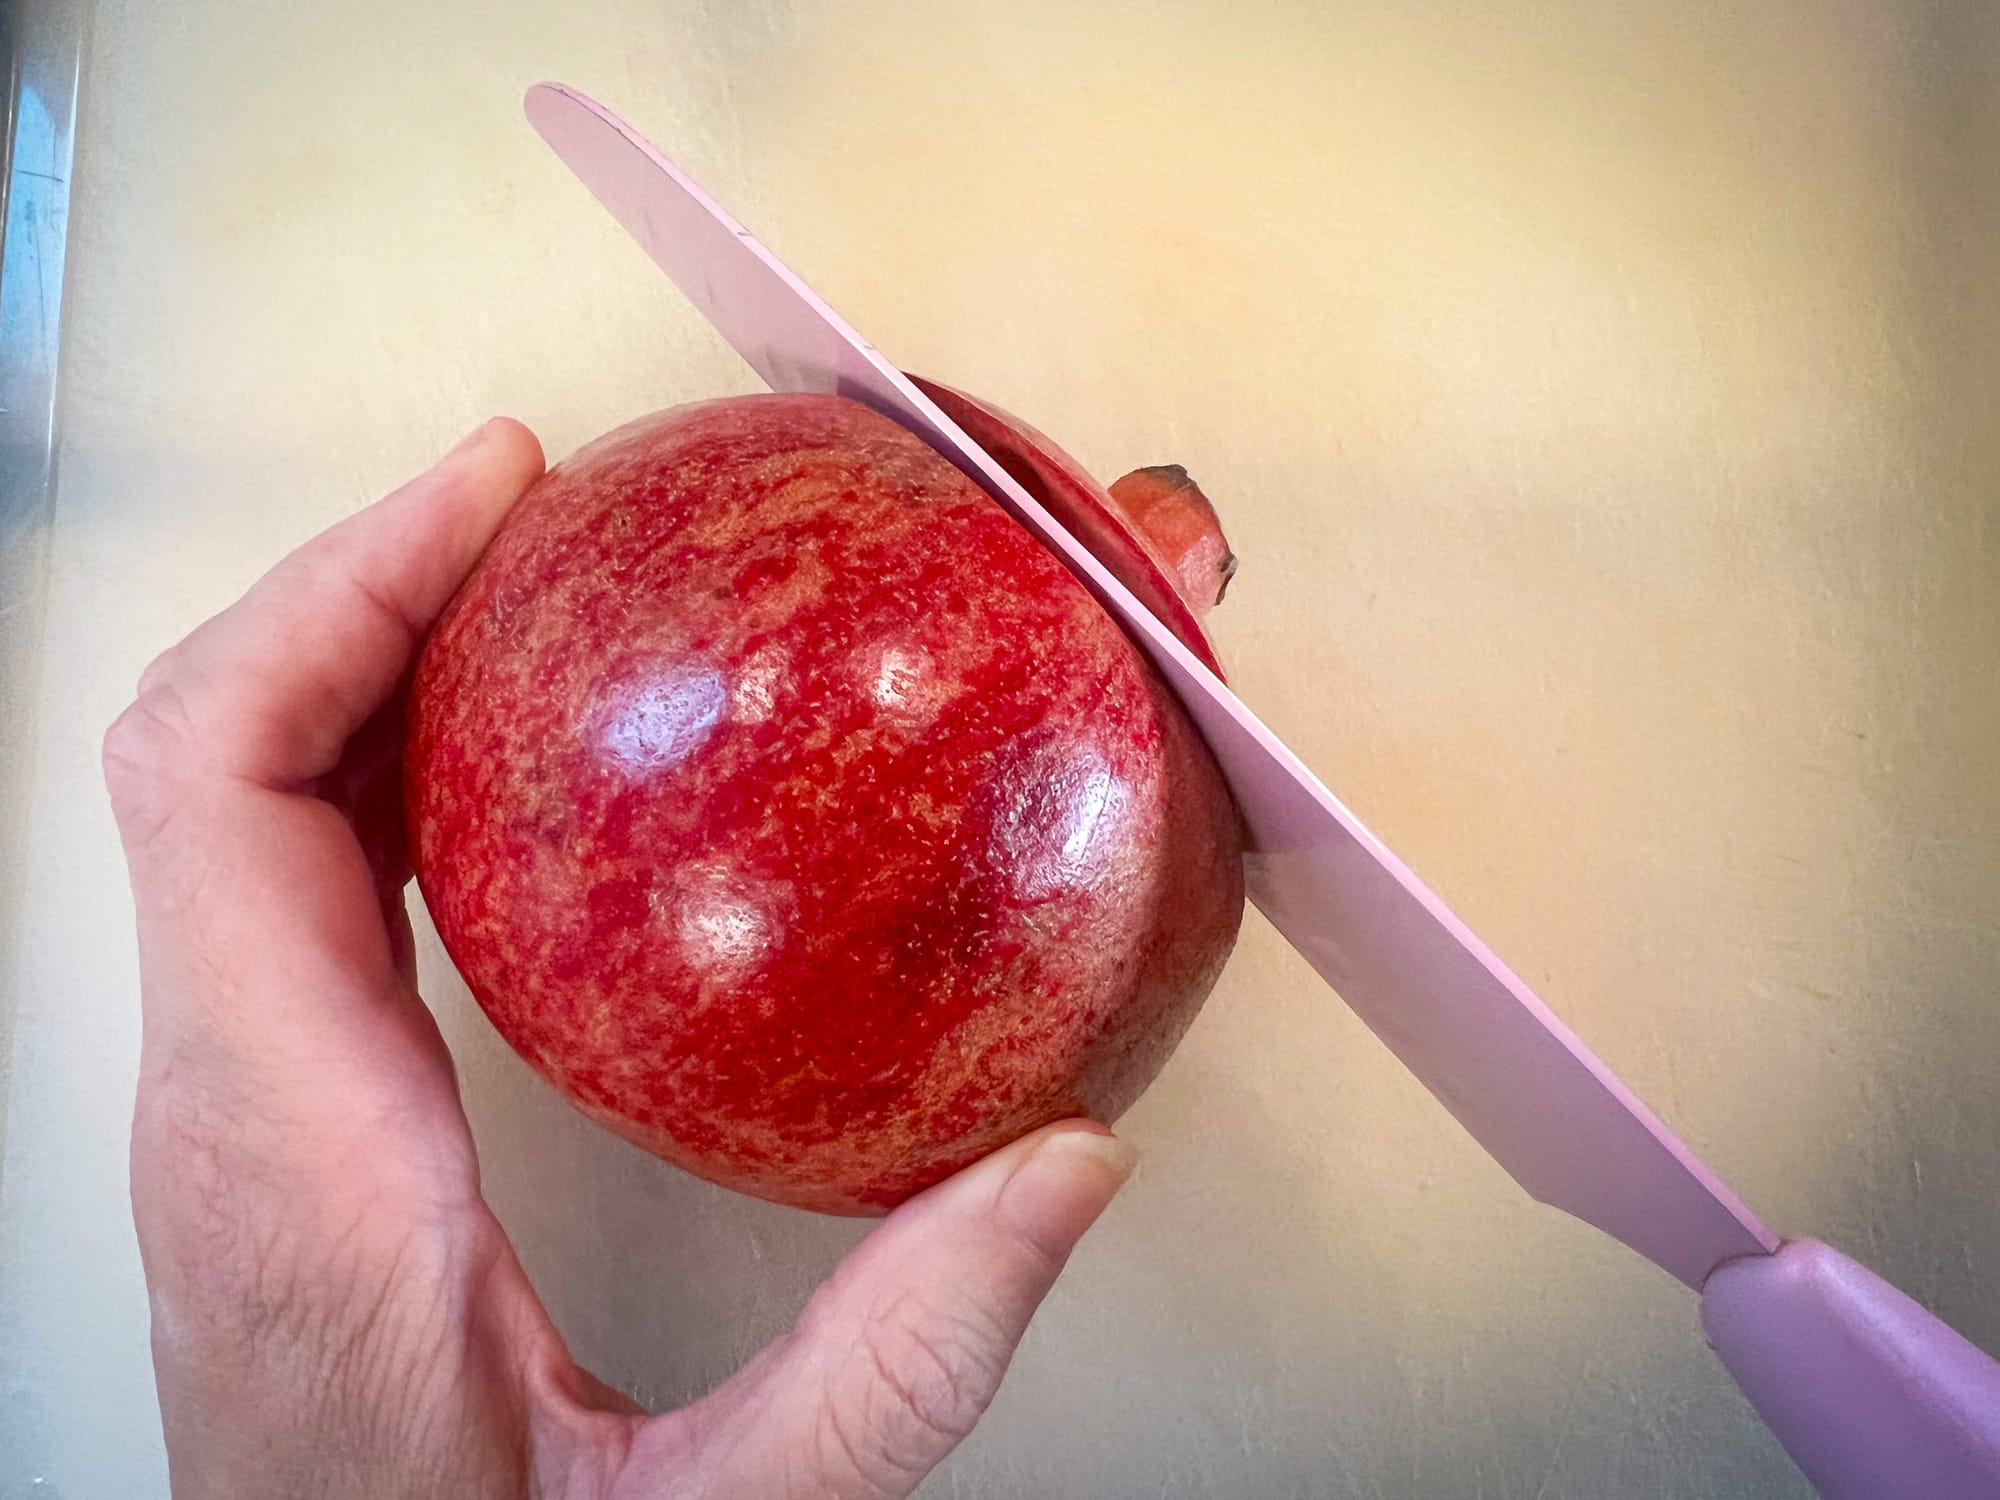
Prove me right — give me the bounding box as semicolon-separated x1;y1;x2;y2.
1701;1241;2000;1498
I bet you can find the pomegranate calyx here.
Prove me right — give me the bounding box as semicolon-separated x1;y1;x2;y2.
1107;464;1238;614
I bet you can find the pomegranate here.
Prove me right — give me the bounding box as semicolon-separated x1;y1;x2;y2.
407;387;1243;1213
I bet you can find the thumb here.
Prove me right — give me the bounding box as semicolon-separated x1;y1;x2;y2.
641;1122;1137;1500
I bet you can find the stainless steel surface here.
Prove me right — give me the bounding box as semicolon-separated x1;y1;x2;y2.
0;0;81;1202
4;4;1997;1496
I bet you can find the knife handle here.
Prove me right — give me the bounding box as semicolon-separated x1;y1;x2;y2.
1700;1240;2000;1498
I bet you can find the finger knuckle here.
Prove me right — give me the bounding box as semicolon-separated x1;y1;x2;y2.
135;642;183;696
102;683;199;841
817;1293;1007;1489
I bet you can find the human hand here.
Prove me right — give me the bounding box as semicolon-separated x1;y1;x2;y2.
104;419;1138;1499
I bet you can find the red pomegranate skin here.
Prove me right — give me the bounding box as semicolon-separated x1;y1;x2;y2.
408;393;1243;1214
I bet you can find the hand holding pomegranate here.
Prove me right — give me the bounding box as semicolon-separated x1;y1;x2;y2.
104;419;1141;1498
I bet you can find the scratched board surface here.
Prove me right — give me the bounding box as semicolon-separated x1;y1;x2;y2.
2;2;1997;1495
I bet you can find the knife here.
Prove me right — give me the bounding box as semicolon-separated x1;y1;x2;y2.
522;81;2000;1498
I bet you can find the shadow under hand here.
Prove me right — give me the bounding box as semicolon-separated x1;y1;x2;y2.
413;919;870;1411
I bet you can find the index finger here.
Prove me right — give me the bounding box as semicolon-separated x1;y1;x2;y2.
136;417;545;789
102;417;547;1187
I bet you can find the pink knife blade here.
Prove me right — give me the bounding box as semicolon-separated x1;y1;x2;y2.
522;80;1774;1290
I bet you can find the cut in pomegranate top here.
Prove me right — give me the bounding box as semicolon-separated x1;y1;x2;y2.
909;375;1233;680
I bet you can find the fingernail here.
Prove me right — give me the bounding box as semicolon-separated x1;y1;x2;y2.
996;1126;1138;1257
445;418;497;460
1034;1125;1139;1182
